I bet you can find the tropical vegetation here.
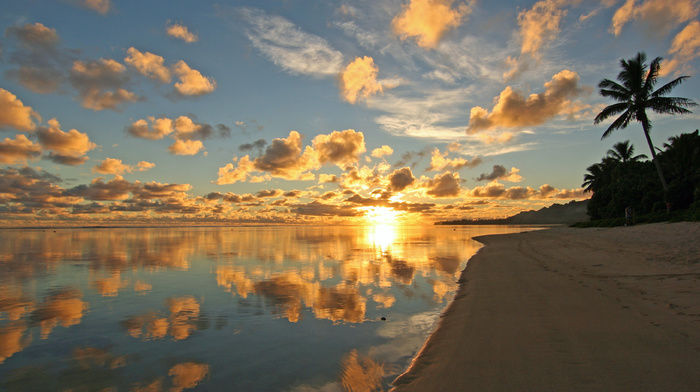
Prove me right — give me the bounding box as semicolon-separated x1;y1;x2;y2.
582;52;699;226
594;52;697;192
581;131;700;223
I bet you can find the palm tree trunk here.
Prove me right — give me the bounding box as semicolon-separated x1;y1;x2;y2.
641;123;669;193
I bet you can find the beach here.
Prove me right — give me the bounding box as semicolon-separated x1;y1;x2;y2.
391;222;700;391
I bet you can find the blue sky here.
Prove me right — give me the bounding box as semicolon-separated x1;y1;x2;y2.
1;0;699;225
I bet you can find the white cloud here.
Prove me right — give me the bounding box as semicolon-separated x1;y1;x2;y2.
240;7;344;78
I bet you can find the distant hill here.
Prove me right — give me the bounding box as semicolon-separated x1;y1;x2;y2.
436;200;589;225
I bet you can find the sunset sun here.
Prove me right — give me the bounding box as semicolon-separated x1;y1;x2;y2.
361;206;399;225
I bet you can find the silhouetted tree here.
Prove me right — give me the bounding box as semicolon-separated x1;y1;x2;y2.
606;140;646;163
594;52;697;192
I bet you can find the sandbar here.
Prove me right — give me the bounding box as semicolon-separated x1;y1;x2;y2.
391;222;700;391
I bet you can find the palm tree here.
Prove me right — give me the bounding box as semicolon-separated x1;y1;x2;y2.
606;141;646;163
594;52;697;192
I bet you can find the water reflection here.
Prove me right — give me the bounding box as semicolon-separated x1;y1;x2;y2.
0;225;538;391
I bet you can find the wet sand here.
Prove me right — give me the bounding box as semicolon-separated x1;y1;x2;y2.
391;222;700;391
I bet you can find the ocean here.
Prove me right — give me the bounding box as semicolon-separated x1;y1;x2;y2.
0;225;538;391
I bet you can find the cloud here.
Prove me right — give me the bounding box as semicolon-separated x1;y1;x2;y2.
168;139;205;156
239;139;267;153
172;60;216;96
312;129;366;166
92;158;155;175
5;22;59;49
217;130;367;184
371;145;394;158
467;70;586;133
76;0;113;14
4;23;70;94
475;165;523;182
125;117;174;140
660;20;700;76
216;156;256;185
422;172;462;197
36;118;97;165
517;0;569;57
468;181;585;200
340;56;390;104
166;23;199;43
65;176;134;200
0;134;42;164
69;58;138;111
240;7;344;78
250;131;317;177
0;88;41;131
610;0;698;36
124;47;171;83
125;115;228;156
388;167;416;192
392;0;472;49
426;147;481;171
291;200;361;217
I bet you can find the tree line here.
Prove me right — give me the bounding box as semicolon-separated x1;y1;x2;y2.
583;133;700;220
587;52;698;222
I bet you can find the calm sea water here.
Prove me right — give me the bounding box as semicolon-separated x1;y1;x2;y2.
0;225;538;392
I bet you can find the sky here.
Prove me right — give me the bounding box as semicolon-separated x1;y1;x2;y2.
0;0;699;226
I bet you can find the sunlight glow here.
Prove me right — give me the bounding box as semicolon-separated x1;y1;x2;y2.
360;206;399;226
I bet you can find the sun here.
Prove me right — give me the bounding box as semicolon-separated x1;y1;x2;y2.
361;206;399;226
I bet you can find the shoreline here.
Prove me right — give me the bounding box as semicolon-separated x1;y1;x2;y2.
391;222;700;391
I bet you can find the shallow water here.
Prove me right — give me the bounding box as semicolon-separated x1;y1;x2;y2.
0;225;537;391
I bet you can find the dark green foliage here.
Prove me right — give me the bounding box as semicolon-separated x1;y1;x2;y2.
660;130;700;210
583;132;700;222
594;52;697;192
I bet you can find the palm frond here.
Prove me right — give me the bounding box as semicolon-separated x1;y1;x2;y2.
647;96;697;114
643;57;662;92
652;75;692;97
594;103;629;124
599;88;630;101
601;112;632;139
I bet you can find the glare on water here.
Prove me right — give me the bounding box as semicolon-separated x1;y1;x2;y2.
0;225;538;391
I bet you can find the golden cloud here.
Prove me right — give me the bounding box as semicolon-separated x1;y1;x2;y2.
517;0;568;56
426;147;481;172
661;20;700;76
468;181;586;200
0;134;42;164
92;157;155;175
611;0;698;36
392;0;469;49
126;117;174;140
423;172;462;198
312;129;366;165
217;130;366;184
80;0;112;14
172;60;216;96
0;88;41;131
371;145;394;158
475;165;523;182
467;70;585;133
36;118;97;165
69;58;138;111
125;47;171;83
5;22;59;48
340;56;385;104
167;23;199;43
388;167;416;192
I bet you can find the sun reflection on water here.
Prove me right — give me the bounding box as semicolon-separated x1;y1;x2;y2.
369;223;397;253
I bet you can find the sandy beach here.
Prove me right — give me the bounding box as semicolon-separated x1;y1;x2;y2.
391;222;700;391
